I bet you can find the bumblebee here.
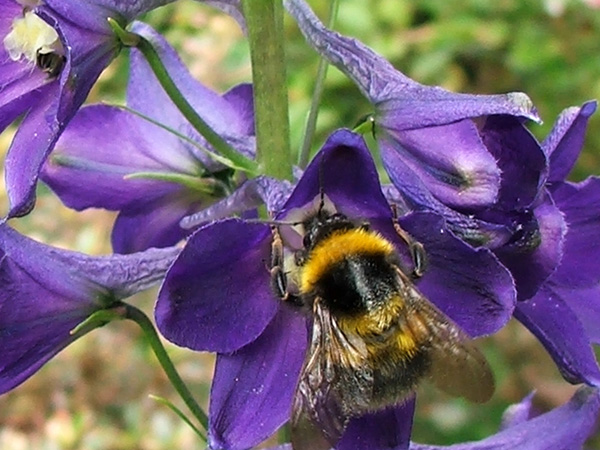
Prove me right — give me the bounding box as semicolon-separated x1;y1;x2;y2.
270;201;494;450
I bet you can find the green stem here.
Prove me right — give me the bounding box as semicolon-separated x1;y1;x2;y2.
108;18;258;175
124;304;209;431
298;0;340;168
242;0;292;180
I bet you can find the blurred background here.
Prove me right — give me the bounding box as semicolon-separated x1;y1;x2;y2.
1;0;599;448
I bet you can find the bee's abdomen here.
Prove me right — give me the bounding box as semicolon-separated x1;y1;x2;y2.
371;345;431;407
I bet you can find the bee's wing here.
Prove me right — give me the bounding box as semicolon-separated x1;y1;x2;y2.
396;268;495;403
291;297;372;450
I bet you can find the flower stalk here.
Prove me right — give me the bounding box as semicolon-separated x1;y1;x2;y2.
108;18;258;176
124;303;209;431
298;0;340;168
242;0;293;180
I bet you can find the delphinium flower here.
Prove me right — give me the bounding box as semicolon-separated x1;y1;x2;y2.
0;0;174;218
284;0;600;390
284;0;540;210
0;223;179;394
156;129;518;449
41;22;256;254
264;386;600;450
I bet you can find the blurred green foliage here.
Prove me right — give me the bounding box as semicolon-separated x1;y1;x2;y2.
285;0;600;180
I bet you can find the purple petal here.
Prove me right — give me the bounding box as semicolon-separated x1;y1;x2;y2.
547;284;600;345
181;176;294;230
5;5;121;217
399;212;516;337
514;287;600;386
498;391;536;431
543;101;597;183
111;194;202;254
281;129;392;220
381;120;501;209
222;83;255;135
481;115;546;210
5;91;61;216
42;105;193;211
155;220;277;353
128;22;254;160
550;178;600;288
410;387;600;450
494;199;567;301
0;3;56;132
0;224;178;394
338;400;415;450
381;140;513;249
284;0;539;126
202;0;246;32
209;306;307;450
43;0;176;25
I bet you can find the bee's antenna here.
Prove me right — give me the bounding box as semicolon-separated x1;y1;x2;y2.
317;152;326;218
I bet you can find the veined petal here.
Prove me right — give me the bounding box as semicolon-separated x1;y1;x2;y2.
284;0;539;126
515;288;600;386
0;224;178;394
155;220;277;353
209;306;307;450
410;387;600;450
544;101;597;183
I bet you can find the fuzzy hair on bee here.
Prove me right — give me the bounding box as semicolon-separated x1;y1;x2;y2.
270;201;494;450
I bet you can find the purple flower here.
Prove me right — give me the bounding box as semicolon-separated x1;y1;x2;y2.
512;102;600;386
284;0;540;211
0;224;179;395
389;102;600;387
265;387;600;450
285;0;600;389
41;22;255;254
0;0;174;218
155;129;516;449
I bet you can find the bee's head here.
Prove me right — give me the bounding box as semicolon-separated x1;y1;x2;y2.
301;209;355;251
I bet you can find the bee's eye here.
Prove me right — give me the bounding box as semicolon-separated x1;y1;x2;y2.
302;233;312;249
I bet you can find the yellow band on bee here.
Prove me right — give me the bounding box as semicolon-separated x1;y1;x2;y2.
300;228;395;293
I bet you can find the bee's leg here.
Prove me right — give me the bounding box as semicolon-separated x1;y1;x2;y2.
390;204;427;278
270;226;302;306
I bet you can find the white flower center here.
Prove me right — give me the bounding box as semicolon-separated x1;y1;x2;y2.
3;10;63;64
